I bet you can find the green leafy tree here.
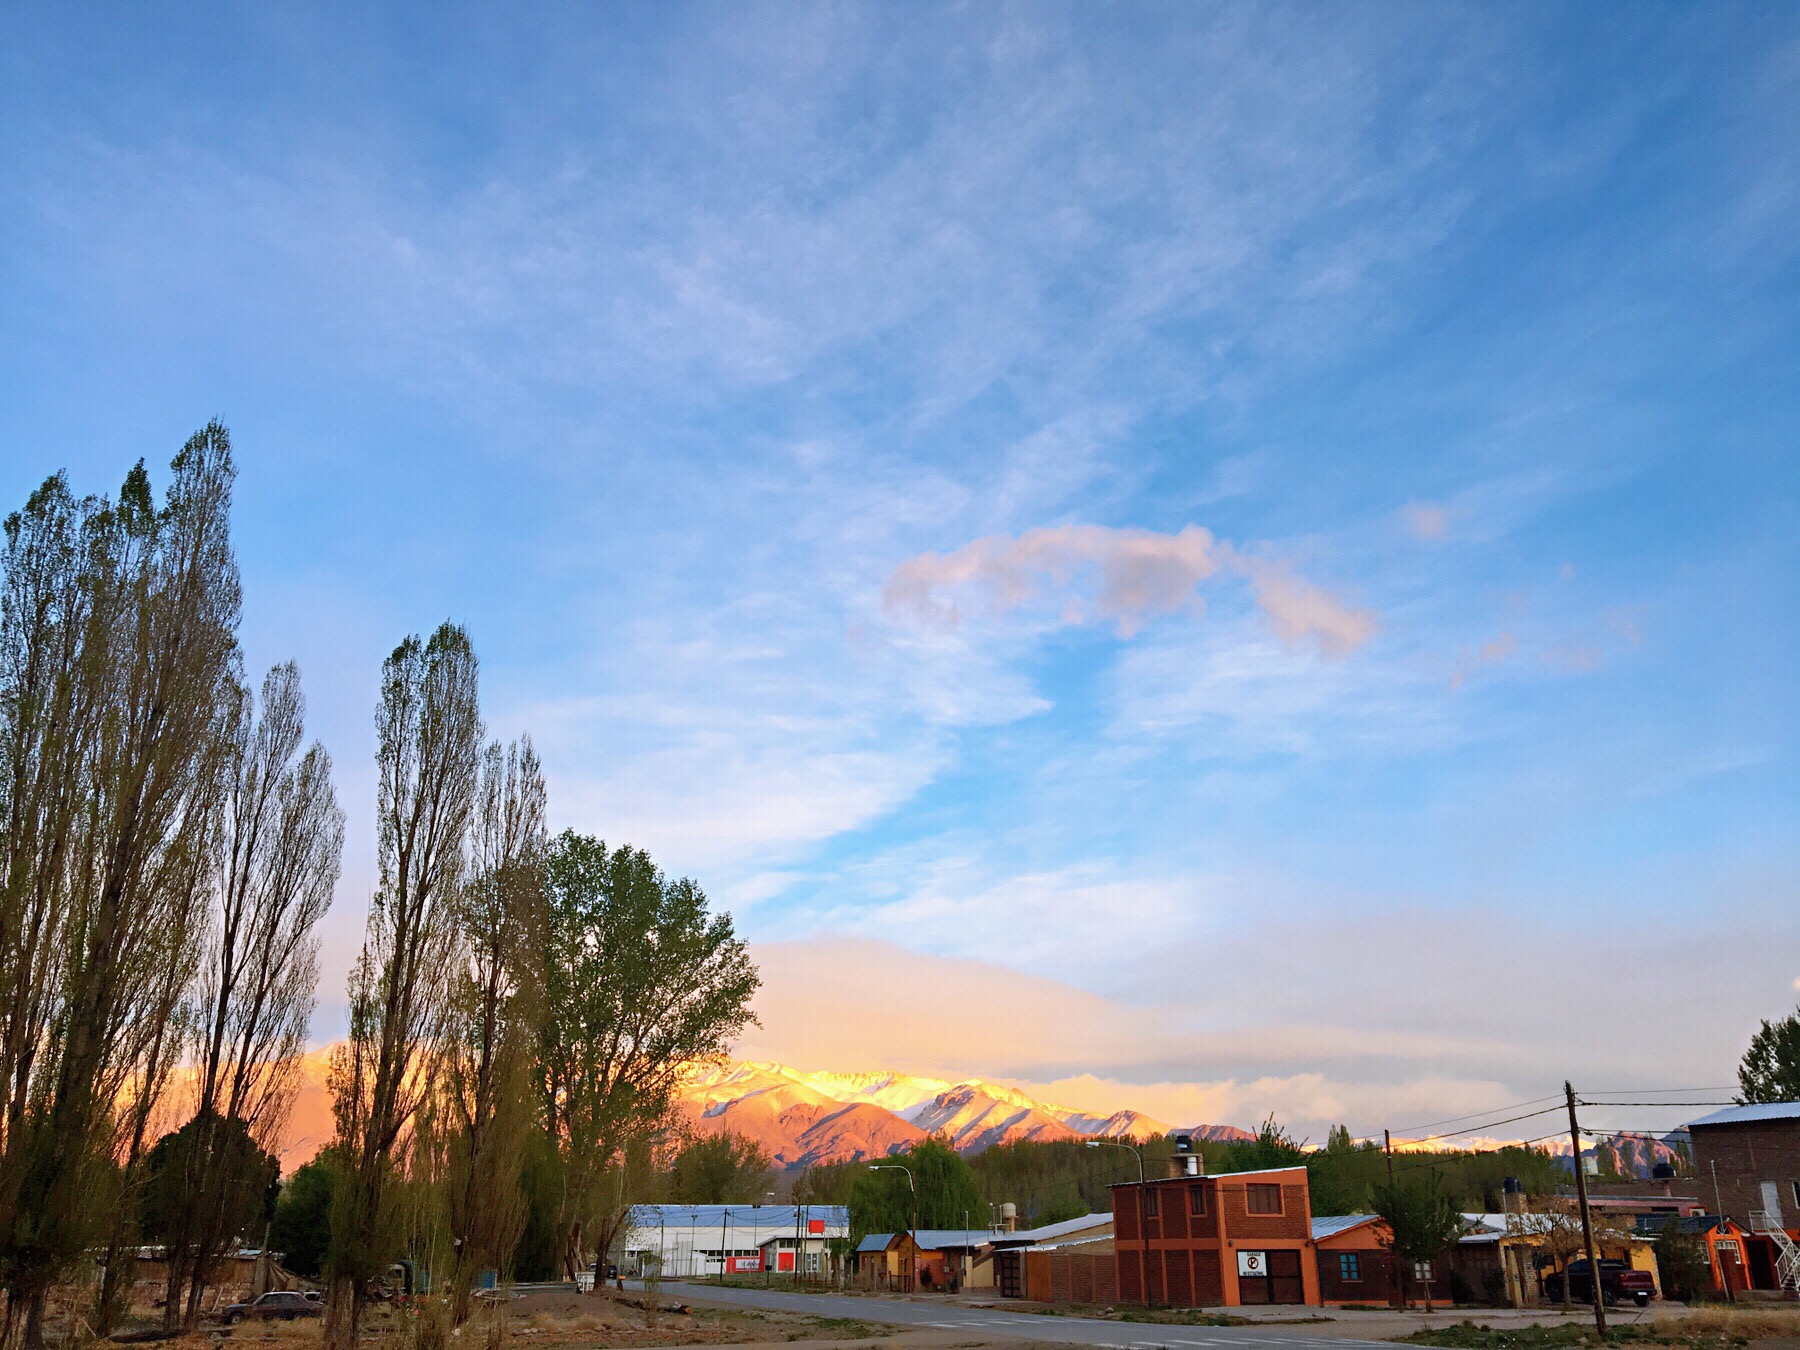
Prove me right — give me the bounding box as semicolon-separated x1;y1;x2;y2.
326;623;484;1350
270;1154;338;1280
1654;1221;1710;1303
1373;1173;1465;1312
1034;1196;1090;1226
139;1112;279;1247
1222;1116;1308;1172
669;1133;775;1204
537;831;759;1279
1738;1009;1800;1104
1;429;242;1349
849;1139;982;1246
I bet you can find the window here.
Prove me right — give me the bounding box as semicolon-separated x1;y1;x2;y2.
1792;1180;1800;1210
1189;1185;1207;1215
1337;1253;1361;1282
1414;1261;1434;1283
1143;1188;1160;1216
1246;1183;1283;1215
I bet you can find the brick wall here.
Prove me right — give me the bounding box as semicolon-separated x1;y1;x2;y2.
1025;1250;1118;1304
1691;1122;1800;1228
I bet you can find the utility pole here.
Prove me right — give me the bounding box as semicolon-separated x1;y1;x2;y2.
870;1164;917;1294
1385;1130;1395;1187
718;1207;729;1285
1088;1139;1150;1307
1565;1083;1606;1337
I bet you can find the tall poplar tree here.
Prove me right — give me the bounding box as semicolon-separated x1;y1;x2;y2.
0;426;241;1349
326;624;482;1350
159;662;342;1329
444;736;546;1323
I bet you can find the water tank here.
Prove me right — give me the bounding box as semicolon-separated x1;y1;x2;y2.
1652;1163;1677;1181
1503;1177;1523;1194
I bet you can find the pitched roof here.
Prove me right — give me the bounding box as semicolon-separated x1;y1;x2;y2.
1311;1214;1382;1241
1687;1102;1800;1129
626;1204;849;1234
992;1213;1113;1246
1110;1165;1305;1187
911;1229;994;1249
856;1233;894;1254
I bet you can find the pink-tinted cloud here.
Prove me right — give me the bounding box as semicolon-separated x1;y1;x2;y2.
882;524;1375;655
1402;500;1451;541
1449;629;1518;689
1244;564;1380;658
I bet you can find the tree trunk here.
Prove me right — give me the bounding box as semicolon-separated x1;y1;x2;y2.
20;1288;45;1350
563;1220;583;1284
324;1274;359;1350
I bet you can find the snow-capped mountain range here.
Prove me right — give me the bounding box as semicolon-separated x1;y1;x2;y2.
673;1059;1227;1170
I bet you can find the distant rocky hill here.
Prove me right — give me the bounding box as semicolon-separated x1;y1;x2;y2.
676;1060;1183;1167
1540;1128;1691;1179
258;1051;1226;1173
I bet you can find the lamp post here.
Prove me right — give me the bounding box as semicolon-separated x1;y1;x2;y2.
1087;1139;1149;1306
869;1164;917;1293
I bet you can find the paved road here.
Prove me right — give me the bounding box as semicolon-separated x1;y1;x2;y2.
658;1282;1399;1350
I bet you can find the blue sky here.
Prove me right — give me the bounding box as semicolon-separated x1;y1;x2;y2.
3;3;1797;1138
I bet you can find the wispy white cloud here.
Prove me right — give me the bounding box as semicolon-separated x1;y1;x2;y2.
1402;500;1451;541
883;524;1376;654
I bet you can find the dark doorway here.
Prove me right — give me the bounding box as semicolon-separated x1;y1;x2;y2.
1240;1250;1305;1305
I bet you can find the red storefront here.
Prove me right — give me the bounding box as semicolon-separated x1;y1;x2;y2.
1110;1165;1319;1307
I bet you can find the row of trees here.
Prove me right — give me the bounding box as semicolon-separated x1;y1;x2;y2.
0;427;340;1348
0;428;762;1350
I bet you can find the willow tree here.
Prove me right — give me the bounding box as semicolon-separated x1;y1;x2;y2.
159;662;342;1330
538;833;759;1279
0;427;241;1349
443;737;546;1323
326;624;482;1350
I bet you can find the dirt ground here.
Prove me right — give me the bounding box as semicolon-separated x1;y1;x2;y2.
209;1291;1046;1350
61;1287;1800;1350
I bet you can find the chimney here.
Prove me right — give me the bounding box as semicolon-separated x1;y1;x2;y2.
1000;1202;1017;1234
1502;1177;1524;1215
1167;1133;1204;1179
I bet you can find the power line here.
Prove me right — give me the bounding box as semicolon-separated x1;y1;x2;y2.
1391;1094;1564;1136
1395;1104;1569;1144
1582;1086;1738;1096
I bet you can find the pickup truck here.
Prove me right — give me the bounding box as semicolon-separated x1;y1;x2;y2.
1543;1259;1656;1307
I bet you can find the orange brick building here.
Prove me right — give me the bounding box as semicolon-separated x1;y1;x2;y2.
1110;1165;1320;1306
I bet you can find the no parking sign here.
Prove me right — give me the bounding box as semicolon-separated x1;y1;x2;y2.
1237;1251;1266;1277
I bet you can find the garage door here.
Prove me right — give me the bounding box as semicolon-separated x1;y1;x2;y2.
1238;1249;1305;1305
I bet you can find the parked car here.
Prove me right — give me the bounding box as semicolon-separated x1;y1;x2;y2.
222;1291;324;1325
1543;1259;1655;1308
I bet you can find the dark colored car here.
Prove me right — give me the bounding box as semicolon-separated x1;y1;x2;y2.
1543;1259;1656;1307
222;1291;324;1325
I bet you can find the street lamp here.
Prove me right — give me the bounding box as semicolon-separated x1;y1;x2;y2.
1087;1139;1150;1306
869;1164;917;1293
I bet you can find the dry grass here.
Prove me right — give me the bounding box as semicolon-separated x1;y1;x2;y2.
1657;1305;1800;1341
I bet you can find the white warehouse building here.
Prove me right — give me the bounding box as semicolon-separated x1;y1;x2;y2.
621;1204;850;1280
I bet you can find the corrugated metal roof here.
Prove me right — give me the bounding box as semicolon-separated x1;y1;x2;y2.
1311;1214;1380;1241
1687;1102;1800;1129
1107;1165;1305;1187
857;1229;997;1250
911;1229;994;1249
626;1204;848;1233
992;1213;1113;1246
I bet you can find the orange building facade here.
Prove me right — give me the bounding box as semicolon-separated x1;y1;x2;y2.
1110;1165;1320;1306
